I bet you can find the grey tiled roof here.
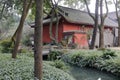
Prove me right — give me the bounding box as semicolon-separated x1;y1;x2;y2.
108;11;120;23
58;6;118;27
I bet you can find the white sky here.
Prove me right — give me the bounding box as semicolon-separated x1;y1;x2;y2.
89;0;115;13
57;0;116;13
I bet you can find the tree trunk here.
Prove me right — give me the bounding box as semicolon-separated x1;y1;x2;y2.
99;25;104;48
12;0;32;58
89;0;99;49
113;0;120;46
99;0;108;48
49;8;59;44
49;9;56;42
34;0;43;79
118;21;120;46
99;0;104;48
0;3;5;20
49;0;60;44
55;12;59;44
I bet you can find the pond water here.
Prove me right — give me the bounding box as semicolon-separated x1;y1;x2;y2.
69;66;120;80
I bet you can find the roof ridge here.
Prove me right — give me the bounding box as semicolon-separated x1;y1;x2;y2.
58;5;91;14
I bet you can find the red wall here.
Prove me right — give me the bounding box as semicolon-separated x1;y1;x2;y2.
63;22;93;32
63;23;81;31
43;22;91;48
42;20;112;48
73;33;88;48
43;23;63;43
62;22;90;48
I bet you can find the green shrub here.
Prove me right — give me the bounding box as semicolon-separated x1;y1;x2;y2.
62;50;102;67
72;53;100;67
69;43;77;49
62;50;120;77
19;48;29;53
47;60;68;71
43;63;75;80
94;58;120;76
101;49;116;59
48;50;64;60
21;52;34;57
0;39;13;53
0;54;75;80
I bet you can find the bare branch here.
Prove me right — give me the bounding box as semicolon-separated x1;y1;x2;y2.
100;0;103;21
26;0;33;13
43;9;50;15
50;0;55;7
0;3;6;19
100;0;104;24
53;0;57;5
113;0;116;4
114;0;119;18
84;0;95;20
103;0;108;20
49;0;59;43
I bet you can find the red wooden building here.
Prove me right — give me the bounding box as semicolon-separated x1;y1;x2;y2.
31;6;118;48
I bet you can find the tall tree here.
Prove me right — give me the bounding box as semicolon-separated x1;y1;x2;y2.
28;0;52;21
113;0;120;46
12;0;32;58
45;0;60;44
99;0;108;48
84;0;99;49
49;9;56;43
50;0;59;44
34;0;43;79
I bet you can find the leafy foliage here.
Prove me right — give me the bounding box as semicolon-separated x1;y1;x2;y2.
43;63;74;80
46;60;69;71
0;39;13;53
48;50;64;60
0;0;22;20
101;49;117;59
0;54;75;80
29;0;51;21
62;50;120;76
62;50;102;67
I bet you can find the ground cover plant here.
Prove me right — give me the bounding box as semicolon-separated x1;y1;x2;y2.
0;53;75;80
48;50;64;60
62;49;120;77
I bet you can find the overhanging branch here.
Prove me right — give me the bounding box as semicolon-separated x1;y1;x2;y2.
84;0;95;21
